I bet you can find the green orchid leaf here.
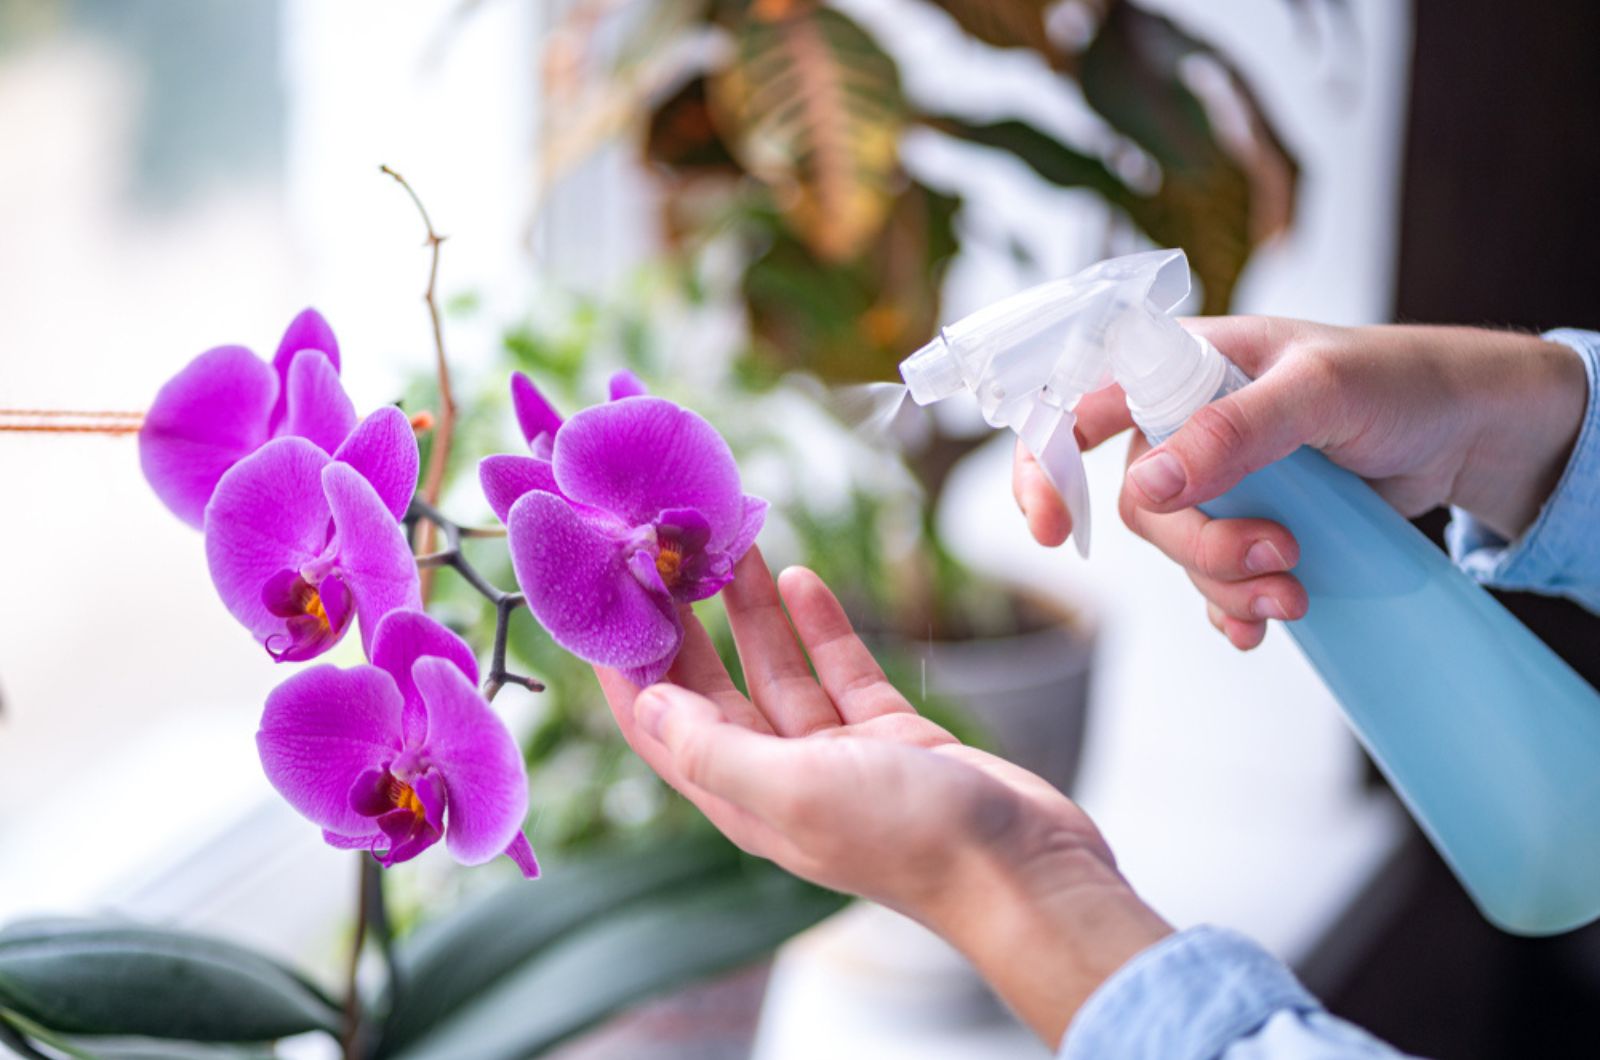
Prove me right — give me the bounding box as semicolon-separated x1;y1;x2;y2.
387;869;846;1060
375;832;743;1056
0;919;339;1043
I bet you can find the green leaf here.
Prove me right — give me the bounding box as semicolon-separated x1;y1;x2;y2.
0;919;339;1043
388;869;847;1060
710;1;906;262
1079;3;1298;312
928;115;1138;208
743;178;961;382
374;833;743;1056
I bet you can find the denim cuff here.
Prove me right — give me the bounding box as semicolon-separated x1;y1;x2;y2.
1058;926;1320;1060
1446;328;1600;614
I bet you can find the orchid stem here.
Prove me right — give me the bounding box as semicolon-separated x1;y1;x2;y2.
364;855;401;1004
341;856;371;1060
381;164;456;604
407;497;546;700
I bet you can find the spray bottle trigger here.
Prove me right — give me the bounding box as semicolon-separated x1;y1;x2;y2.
1018;404;1092;559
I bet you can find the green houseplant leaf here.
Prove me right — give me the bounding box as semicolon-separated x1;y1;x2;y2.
1078;1;1298;312
0;919;339;1043
387;868;846;1060
743;177;961;382
375;832;745;1056
710;0;906;262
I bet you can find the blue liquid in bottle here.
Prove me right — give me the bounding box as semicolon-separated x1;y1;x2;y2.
1193;387;1600;935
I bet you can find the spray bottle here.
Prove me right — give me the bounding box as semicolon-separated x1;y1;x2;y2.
901;248;1600;936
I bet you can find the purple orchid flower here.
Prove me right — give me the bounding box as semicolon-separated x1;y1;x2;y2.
141;309;356;528
479;372;765;686
205;406;421;662
258;608;538;876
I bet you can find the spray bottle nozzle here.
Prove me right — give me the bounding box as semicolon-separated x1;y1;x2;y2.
901;333;965;405
897;249;1211;559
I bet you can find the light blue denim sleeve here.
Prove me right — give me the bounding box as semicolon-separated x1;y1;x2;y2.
1446;328;1600;614
1058;926;1420;1060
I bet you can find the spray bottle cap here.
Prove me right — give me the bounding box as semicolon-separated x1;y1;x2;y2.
898;249;1213;557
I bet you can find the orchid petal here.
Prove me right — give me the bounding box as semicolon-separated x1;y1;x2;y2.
371;610;479;746
620;653;676;688
608;370;648;400
552;398;745;547
140;345;278;529
323;830;379;851
725;495;768;561
332;406;421;521
504;832;540;879
508;490;681;669
205;438;335;645
273;308;341;377
479;453;560;523
279;350;356;455
270;309;341;433
257;664;404;838
322;462;423;658
412;657;528;866
511;371;562;448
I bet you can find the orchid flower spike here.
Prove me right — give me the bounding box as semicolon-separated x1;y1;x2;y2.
258;609;538;876
480;372;765;686
205;407;421;662
141;309;356;528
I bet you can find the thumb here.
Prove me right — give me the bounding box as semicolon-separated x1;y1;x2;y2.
635;684;793;812
1123;361;1323;512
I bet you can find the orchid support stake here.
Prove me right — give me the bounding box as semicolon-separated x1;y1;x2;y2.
381;163;456;603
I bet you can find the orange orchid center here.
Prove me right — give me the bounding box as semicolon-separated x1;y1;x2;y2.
655;542;684;587
383;774;426;820
303;588;329;626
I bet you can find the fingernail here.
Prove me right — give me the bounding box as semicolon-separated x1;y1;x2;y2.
636;687;672;739
1251;596;1288;621
1128;451;1186;503
1244;540;1288;574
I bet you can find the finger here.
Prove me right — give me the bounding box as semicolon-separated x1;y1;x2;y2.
667;609;775;734
777;566;914;724
601;673;791;856
637;683;805;821
1123;351;1331;513
1205;601;1267;651
1117;484;1301;583
721;547;841;737
1073;383;1135;451
1013;439;1072;547
1188;568;1308;625
1182;316;1307;379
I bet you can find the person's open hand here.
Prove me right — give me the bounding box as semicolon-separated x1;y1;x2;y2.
1014;317;1586;649
593;548;1169;1043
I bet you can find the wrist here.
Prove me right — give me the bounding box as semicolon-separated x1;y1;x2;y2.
1455;332;1589;540
931;835;1172;1046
